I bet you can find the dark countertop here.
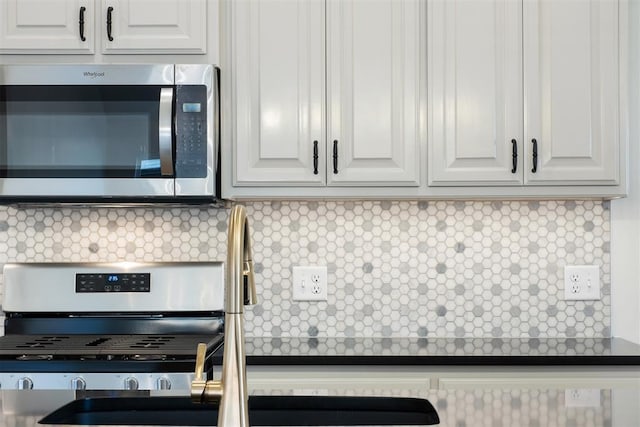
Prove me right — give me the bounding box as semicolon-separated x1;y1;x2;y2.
232;337;640;365
5;339;640;426
6;338;640;427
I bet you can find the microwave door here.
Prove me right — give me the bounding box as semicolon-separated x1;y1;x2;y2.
0;84;175;199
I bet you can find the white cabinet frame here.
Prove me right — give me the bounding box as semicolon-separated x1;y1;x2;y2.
0;0;206;55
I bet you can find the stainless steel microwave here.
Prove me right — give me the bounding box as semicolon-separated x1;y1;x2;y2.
0;64;219;203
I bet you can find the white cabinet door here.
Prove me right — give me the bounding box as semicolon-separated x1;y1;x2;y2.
0;0;94;54
327;0;421;187
427;0;523;186
524;0;619;185
232;0;326;186
100;0;206;54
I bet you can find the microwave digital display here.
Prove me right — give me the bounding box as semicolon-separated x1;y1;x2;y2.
182;103;202;113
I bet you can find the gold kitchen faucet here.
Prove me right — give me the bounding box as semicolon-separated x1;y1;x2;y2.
191;204;257;427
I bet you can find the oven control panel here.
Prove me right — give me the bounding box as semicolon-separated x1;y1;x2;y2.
76;273;151;293
4;262;224;312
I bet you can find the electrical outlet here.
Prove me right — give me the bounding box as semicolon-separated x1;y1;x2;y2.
564;265;600;300
292;266;327;301
565;389;601;407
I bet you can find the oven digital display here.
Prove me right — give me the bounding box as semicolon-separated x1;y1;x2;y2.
76;273;151;293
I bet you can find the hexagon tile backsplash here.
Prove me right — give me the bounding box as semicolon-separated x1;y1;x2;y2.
0;200;610;338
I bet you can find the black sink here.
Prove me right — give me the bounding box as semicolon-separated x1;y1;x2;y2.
39;395;439;426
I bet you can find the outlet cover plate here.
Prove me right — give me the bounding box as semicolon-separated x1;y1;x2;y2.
565;389;601;407
564;265;600;300
292;266;327;301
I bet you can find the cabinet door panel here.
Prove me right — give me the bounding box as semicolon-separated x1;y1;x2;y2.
233;0;326;186
524;0;619;185
327;0;421;186
428;0;522;186
101;0;206;54
0;0;94;54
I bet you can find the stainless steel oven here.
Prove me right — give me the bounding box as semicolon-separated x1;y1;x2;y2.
0;64;219;203
0;262;225;390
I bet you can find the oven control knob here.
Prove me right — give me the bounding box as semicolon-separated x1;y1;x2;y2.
71;377;87;390
17;377;34;390
157;377;172;390
124;377;139;391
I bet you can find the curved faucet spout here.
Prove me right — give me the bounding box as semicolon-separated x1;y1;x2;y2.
226;204;257;313
191;204;257;427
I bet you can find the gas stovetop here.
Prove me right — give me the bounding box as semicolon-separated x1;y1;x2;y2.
0;334;223;360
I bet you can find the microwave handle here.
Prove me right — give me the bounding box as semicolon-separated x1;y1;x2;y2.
159;88;175;176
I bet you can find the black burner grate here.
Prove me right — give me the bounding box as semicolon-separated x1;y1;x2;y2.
0;334;223;358
15;336;71;349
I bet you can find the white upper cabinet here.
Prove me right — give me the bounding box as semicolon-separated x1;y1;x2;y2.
232;0;326;186
428;0;523;186
327;0;421;186
524;0;619;185
222;0;626;199
0;0;94;54
101;0;207;54
0;0;206;55
231;0;422;188
429;0;620;187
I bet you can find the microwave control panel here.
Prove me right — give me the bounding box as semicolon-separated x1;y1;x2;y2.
175;85;208;178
